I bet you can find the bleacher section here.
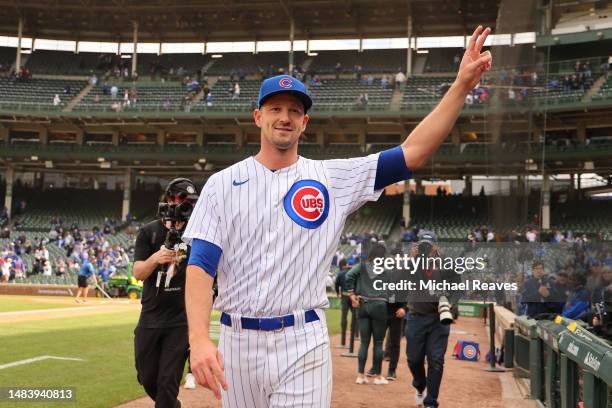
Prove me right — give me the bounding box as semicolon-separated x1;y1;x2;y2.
201;78;393;112
137;53;210;77
552;6;612;35
593;76;612;101
205;52;306;76
13;189;123;231
401;75;455;110
76;81;191;111
0;78;87;110
424;49;460;73
343;196;401;237
25;50;111;75
308;50;406;74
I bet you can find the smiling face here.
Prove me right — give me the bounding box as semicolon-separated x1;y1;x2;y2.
254;93;309;151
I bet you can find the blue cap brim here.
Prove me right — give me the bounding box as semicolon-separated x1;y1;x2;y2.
258;90;312;113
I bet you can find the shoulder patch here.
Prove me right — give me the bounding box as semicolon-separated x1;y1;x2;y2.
283;179;330;229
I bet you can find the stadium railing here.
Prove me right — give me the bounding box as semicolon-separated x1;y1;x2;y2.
513;315;612;408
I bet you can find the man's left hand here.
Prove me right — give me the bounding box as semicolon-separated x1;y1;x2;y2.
395;308;406;319
455;26;492;93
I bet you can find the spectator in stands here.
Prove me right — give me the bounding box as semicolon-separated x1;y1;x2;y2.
123;89;130;108
53;94;61;107
55;257;66;277
102;82;110;95
43;260;53;277
111;85;118;99
49;227;59;242
63;84;72;95
129;87;138;107
354;64;363;81
335;62;342;79
356;93;368;109
381;75;390;89
547;272;570;314
310;75;322;86
206;92;214;107
395;70;406;89
163;98;173;110
0;256;9;282
562;273;590;320
525;228;537;243
89;74;98;87
187;79;199;93
521;260;555;318
13;257;24;279
233;83;240;99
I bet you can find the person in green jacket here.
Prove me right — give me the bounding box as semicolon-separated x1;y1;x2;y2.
346;242;389;385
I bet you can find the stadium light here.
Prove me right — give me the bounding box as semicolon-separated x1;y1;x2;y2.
416;49;429;54
211;54;223;58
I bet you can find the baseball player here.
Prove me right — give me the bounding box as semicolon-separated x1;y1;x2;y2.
183;25;492;407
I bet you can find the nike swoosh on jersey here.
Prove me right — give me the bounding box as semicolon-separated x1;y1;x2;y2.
232;179;249;186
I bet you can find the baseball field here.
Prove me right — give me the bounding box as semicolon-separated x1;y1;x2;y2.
1;295;529;408
0;295;342;408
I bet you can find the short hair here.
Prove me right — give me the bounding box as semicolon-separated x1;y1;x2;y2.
556;272;569;279
338;259;347;269
366;243;386;262
532;260;544;268
570;273;587;286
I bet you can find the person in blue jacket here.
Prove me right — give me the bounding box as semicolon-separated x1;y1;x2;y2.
562;273;590;320
75;255;96;303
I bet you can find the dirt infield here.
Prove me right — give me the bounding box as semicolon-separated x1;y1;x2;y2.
117;316;535;408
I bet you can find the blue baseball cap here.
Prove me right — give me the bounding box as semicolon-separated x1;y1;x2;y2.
257;75;313;113
417;230;438;244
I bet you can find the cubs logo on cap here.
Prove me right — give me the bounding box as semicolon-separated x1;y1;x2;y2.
284;180;329;229
278;77;293;88
258;74;313;113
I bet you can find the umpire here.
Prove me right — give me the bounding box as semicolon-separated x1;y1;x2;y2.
133;178;198;408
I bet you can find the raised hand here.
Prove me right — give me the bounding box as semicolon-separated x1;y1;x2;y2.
455;26;492;92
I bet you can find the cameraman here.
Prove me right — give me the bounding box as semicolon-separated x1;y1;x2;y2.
405;230;461;408
133;178;198;408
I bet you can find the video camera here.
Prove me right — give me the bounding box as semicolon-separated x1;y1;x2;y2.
157;201;194;223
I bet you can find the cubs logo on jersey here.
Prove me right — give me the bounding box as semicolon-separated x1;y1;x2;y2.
283;179;329;229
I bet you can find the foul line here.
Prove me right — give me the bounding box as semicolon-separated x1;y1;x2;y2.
0;355;85;370
0;305;111;317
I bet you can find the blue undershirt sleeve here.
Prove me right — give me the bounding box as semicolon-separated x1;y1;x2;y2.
374;146;412;190
188;238;222;278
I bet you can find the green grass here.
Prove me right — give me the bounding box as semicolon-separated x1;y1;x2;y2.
1;302;342;408
0;296;82;313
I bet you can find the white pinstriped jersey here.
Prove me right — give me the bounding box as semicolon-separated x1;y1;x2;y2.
183;154;382;317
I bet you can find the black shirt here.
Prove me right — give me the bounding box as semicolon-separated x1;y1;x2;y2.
134;219;190;328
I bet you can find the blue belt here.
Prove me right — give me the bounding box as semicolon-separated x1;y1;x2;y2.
220;310;319;331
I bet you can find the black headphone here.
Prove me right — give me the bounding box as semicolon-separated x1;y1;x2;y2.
165;178;198;200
